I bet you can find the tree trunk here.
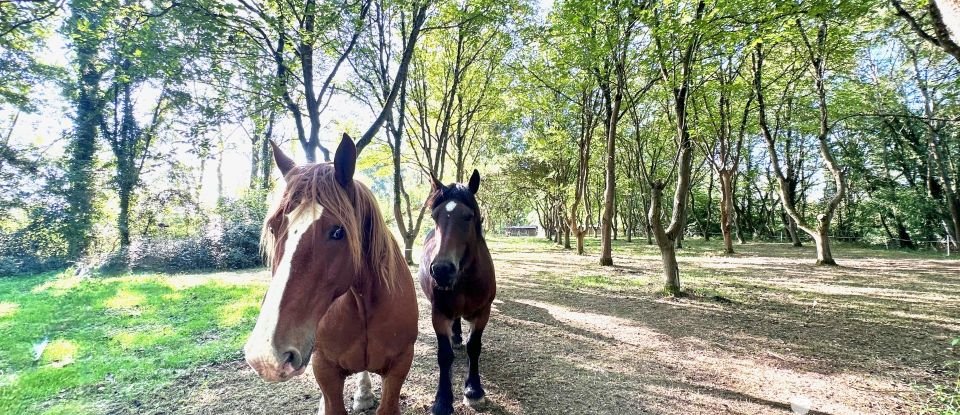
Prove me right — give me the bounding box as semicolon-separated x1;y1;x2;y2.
65;5;103;259
403;234;416;265
814;217;836;265
118;186;131;248
613;203;619;241
260;129;272;190
783;212;802;247
660;243;680;295
599;85;621;266
719;170;735;254
556;206;563;245
895;215;916;249
650;184;681;296
249;134;260;189
569;88;596;256
703;171;713;241
641;194;653;245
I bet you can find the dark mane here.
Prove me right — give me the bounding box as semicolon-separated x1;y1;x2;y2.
261;163;403;288
428;183;484;237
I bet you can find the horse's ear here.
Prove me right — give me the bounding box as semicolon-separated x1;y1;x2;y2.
468;169;481;194
270;140;296;178
334;133;356;187
430;172;444;191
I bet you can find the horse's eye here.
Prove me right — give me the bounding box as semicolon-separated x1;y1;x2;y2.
329;226;345;240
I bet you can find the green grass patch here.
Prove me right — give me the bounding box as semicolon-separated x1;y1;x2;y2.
0;270;266;414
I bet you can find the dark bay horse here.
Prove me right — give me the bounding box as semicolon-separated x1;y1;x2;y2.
244;134;419;415
418;170;497;415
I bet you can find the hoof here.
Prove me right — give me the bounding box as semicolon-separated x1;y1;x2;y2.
452;335;463;348
463;384;485;403
463;395;486;407
352;373;376;412
431;401;454;415
352;394;376;413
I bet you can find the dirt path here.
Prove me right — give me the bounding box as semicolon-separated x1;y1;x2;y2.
135;239;958;415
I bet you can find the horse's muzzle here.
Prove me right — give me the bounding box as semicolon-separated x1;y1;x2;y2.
430;261;459;290
244;344;310;383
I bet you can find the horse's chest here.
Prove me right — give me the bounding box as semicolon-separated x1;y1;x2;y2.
314;293;368;370
433;286;491;318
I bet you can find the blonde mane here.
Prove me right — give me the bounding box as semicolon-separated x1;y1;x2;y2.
260;163;402;289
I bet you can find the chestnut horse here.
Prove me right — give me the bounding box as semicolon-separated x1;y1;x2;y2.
418;170;497;415
244;134;418;415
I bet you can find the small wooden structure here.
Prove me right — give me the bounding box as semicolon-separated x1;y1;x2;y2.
504;225;538;236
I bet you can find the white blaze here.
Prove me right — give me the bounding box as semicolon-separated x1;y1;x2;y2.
245;203;323;362
445;201;457;212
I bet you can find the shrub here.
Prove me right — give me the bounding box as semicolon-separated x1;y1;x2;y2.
217;219;262;269
100;193;267;274
213;194;267;270
0;202;69;276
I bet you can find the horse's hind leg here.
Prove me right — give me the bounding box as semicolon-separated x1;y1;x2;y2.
313;358;348;415
352;372;376;412
376;345;413;415
463;307;490;406
451;317;463;347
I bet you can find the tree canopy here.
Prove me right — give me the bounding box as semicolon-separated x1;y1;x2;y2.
0;0;958;294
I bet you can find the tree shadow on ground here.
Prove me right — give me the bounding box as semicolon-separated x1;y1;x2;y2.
102;237;954;414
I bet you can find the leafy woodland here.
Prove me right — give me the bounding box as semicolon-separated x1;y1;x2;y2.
2;0;959;287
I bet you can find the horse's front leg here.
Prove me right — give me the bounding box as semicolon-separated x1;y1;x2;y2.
312;357;347;415
463;306;490;406
376;345;414;415
431;312;455;415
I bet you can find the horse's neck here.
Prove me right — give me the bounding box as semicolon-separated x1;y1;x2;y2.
354;252;401;303
352;269;378;298
462;239;491;273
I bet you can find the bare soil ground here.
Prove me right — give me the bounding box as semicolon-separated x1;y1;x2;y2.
131;238;959;415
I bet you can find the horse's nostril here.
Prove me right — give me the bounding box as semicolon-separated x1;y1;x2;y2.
282;349;301;369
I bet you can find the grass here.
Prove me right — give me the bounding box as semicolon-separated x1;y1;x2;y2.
0;270;266;414
0;236;957;414
930;338;960;415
